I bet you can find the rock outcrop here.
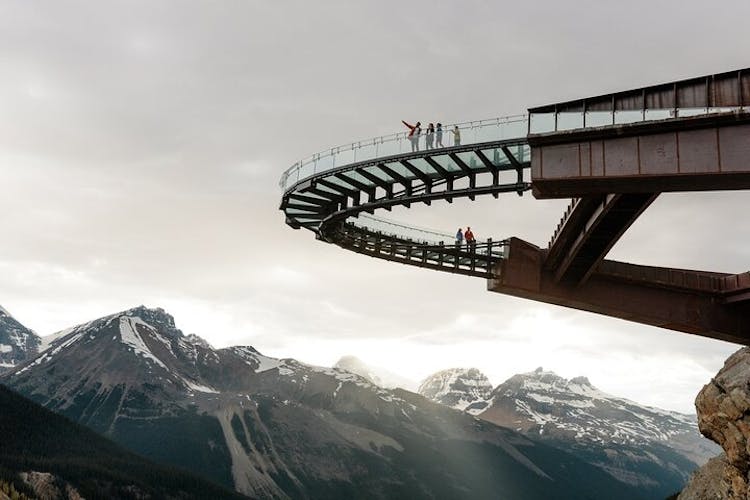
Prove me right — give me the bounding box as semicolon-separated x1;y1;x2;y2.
680;347;750;499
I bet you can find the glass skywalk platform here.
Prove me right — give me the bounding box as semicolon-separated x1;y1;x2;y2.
280;67;750;279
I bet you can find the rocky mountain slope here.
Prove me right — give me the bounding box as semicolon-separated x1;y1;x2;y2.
0;383;245;499
334;355;415;390
418;368;493;415
420;365;720;499
0;306;40;372
3;306;647;500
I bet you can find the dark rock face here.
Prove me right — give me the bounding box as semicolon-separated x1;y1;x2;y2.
0;383;246;499
679;347;750;500
3;306;647;500
0;306;40;372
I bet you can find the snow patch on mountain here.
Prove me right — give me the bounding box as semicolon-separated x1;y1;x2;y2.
118;316;167;369
181;378;220;394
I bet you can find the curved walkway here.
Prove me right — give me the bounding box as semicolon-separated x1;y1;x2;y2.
279;116;531;278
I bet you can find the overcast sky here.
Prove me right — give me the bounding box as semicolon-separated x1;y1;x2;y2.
1;0;748;413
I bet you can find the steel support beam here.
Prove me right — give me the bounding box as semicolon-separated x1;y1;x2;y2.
489;238;750;344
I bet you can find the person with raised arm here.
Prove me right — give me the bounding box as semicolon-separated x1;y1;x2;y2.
402;120;422;152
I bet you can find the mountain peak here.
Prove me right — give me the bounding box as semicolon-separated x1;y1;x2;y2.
119;306;178;332
185;333;212;349
333;355;415;390
0;306;40;372
418;367;493;415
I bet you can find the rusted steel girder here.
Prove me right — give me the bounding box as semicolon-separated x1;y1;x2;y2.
489;238;750;345
530;113;750;199
545;193;658;285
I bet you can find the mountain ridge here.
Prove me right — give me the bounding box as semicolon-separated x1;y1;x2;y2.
418;365;720;498
3;305;647;500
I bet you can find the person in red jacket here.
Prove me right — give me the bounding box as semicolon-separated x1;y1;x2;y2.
402;120;421;152
464;226;475;250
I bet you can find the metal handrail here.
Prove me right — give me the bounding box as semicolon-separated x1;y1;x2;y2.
279;114;528;190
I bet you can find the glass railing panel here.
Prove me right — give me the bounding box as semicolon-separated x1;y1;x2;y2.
355;142;377;163
557;112;584;130
678;107;708;117
501;118;528;138
429;154;462;173
614;110;644;124
706;106;738;114
645;109;672;121
376;137;408;158
333;147;354;167
297;160;317;183
585;111;613;127
473;122;502;143
529;113;555;133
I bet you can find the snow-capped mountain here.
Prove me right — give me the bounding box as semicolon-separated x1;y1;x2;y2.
334;355;416;390
481;367;713;452
418;368;493;415
0;305;40;372
479;367;720;495
2;307;646;500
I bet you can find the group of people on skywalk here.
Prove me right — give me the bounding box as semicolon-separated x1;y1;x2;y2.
401;120;461;152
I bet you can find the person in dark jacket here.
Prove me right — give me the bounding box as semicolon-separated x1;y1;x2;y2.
426;123;435;149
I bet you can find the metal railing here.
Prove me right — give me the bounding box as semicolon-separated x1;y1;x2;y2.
529;106;747;134
279;114;528;191
345;215;505;259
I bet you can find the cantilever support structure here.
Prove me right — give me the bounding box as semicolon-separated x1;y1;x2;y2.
489;238;750;344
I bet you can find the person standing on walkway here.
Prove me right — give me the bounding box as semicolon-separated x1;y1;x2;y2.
455;228;464;247
426;123;435;150
465;226;474;250
402;120;421;152
436;123;444;147
453;125;461;146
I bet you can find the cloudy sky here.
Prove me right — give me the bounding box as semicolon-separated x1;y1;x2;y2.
1;0;748;413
